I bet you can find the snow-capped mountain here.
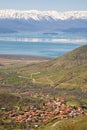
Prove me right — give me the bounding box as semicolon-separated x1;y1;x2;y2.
0;10;87;20
0;10;87;32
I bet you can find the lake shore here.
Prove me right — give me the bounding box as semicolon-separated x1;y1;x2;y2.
0;54;52;65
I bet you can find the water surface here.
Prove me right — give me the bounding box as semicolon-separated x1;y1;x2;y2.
0;31;86;58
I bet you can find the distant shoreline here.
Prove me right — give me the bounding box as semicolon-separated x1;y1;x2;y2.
0;54;52;61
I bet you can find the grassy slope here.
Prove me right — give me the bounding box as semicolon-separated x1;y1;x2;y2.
4;44;86;90
0;45;87;130
0;45;87;99
0;45;87;104
37;116;87;130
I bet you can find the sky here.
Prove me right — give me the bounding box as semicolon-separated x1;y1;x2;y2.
0;0;87;11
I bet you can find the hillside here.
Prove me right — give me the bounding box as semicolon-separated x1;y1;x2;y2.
37;116;87;130
0;45;87;101
50;44;87;69
13;45;87;90
0;45;87;130
0;45;87;88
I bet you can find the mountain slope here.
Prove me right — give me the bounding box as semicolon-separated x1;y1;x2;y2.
37;116;87;130
17;45;87;90
0;10;87;32
0;45;87;90
0;45;87;110
49;44;87;69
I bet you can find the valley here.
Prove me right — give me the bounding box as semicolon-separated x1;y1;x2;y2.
0;45;87;129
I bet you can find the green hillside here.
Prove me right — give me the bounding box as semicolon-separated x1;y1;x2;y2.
50;44;87;69
13;45;87;90
0;45;87;103
0;45;87;130
37;116;87;130
0;45;87;91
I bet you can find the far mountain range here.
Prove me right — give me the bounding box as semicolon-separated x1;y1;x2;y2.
0;10;87;33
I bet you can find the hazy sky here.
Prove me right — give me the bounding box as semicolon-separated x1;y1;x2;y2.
0;0;87;11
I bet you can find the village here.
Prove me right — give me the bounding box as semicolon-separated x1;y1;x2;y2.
2;91;87;128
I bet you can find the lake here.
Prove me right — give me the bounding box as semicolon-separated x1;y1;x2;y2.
0;31;87;58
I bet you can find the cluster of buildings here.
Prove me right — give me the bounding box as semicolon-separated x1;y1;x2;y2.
3;93;87;128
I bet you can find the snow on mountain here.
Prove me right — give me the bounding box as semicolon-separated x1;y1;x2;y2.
0;10;87;32
0;10;87;20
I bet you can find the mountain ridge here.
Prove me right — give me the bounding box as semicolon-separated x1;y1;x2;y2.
21;45;87;88
0;10;87;32
0;10;87;20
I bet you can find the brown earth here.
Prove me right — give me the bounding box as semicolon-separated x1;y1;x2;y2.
0;54;51;65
